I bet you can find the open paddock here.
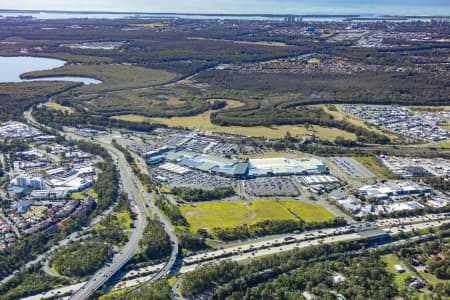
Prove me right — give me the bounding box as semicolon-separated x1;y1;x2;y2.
180;200;335;233
113;113;356;141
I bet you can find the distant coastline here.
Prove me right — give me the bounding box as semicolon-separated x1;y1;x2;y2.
1;9;449;19
0;9;361;17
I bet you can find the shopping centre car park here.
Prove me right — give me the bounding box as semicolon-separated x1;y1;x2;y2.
329;157;375;178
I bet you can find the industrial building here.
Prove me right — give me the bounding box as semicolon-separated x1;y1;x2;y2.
248;158;328;177
0;121;43;140
355;181;432;201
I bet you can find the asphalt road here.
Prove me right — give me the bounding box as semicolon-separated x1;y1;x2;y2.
23;110;179;299
70;135;179;299
22;214;450;300
20;108;450;299
0;203;117;286
24;108;150;299
98;135;180;284
0;212;21;238
69;142;148;300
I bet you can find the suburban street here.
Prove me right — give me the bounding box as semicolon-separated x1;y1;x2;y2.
0;200;119;286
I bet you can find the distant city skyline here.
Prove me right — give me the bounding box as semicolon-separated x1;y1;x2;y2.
0;0;449;16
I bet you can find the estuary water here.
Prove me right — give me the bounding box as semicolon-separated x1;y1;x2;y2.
0;0;449;19
0;56;101;85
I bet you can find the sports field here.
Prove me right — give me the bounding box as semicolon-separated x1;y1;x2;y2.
180;200;335;233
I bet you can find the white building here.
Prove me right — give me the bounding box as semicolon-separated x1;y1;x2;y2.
15;175;46;190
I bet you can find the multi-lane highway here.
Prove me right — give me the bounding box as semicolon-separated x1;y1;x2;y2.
69;144;149;300
22;215;450;300
23;108;179;299
20;108;450;300
97;135;180;285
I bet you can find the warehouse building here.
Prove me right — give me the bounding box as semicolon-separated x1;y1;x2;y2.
355;181;432;201
248;158;328;177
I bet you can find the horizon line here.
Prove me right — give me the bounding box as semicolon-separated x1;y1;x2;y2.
1;9;450;18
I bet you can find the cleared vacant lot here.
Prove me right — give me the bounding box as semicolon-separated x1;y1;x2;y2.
180;200;335;233
22;206;47;219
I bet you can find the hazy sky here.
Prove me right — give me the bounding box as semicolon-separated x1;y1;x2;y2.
3;0;284;13
0;0;448;14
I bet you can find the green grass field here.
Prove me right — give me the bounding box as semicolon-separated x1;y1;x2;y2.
45;102;74;114
382;254;441;299
22;63;176;93
32;52;114;64
130;23;166;28
71;188;98;200
180;202;254;231
280;201;335;222
417;269;447;286
115;212;134;229
22;206;48;219
382;254;413;290
354;156;388;179
434;140;450;149
180;200;335;233
249;201;296;224
114;113;356;141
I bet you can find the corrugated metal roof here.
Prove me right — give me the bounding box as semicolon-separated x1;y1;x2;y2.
234;163;249;175
198;162;217;171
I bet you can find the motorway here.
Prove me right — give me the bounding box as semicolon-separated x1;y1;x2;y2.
68;140;148;300
97;135;180;284
23;108;149;299
22;215;450;300
24;107;179;299
19;108;449;299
